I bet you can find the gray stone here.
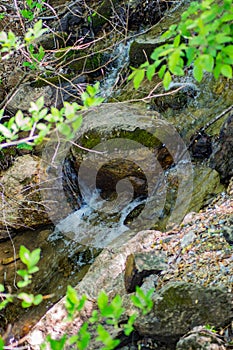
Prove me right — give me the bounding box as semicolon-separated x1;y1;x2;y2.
124;251;168;292
176;326;226;350
180;231;196;248
0;155;51;238
135;282;232;343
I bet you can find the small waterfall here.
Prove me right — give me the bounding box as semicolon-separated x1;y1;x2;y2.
99;40;132;99
54;189;146;249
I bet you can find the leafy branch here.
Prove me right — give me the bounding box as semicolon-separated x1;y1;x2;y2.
129;0;233;90
0;82;104;149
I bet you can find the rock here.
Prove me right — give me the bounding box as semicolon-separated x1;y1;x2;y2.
189;166;225;212
0;155;51;238
59;4;83;33
180;230;196;248
124;251;168;292
128;2;189;67
163;165;225;228
221;215;233;245
35;32;68;50
129;38;161;67
26;230;162;348
210;114;233;183
176;326;226;350
134;282;232;344
190;131;212;159
227;177;233;196
6;82;63;113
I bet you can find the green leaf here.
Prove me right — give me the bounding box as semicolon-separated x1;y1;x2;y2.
17;280;30;288
123;313;137;336
0;124;13;139
215;33;232;43
0;336;4;350
146;64;156;81
163;70;172;90
17;143;33;150
172;66;184;76
15;110;26;127
158;64;166;79
96;324;120;349
28;266;39;274
19;245;31;266
46;335;67;350
193;62;203;82
90;309;99;323
186;47;196;66
221;64;232;78
173;34;181;48
133;69;145;89
222;45;233;58
74;322;91;350
33;294;43;305
29;248;41;268
168;49;181;72
72;115;82;132
97;290;108;311
0;284;4;292
200;54;214;72
18;292;34;308
58;123;71;137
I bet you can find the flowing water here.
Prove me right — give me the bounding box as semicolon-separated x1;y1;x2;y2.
1;0;232;340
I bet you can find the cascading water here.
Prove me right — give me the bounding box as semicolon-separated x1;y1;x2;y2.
53;188;146;248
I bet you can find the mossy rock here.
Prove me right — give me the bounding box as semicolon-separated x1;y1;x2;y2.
67;52;104;73
129;39;162;67
135;281;232;343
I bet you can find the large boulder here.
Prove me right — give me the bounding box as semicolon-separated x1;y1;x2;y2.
0;155;50;239
134;282;232;343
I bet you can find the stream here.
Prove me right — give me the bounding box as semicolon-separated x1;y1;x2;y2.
1;0;232;340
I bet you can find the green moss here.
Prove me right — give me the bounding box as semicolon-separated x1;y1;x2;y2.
32;74;74;88
68;52;104;72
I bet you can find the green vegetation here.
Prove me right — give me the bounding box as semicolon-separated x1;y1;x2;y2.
0;83;103;150
129;0;233;89
20;0;45;21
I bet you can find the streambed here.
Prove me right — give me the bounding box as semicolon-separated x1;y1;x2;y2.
0;0;232;343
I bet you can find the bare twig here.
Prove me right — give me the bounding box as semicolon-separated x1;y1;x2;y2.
200;105;233;132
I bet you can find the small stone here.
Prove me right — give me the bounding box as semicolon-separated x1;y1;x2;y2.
124;251;167;293
180;231;196;248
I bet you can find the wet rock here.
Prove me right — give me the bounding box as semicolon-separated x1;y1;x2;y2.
163;165;225;227
190;131;212;159
129;38;160;67
210;114;233;183
134;282;232;344
128;2;189;67
176;326;226;350
124;251;168;293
